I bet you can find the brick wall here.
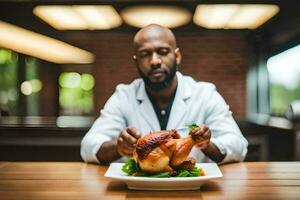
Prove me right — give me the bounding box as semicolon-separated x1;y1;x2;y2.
177;31;248;118
66;30;248;118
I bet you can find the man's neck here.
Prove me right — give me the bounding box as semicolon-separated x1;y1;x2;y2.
146;76;177;108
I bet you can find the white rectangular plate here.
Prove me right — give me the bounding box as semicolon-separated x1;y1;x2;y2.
104;163;222;190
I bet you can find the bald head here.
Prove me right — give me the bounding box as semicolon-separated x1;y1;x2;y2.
132;24;181;91
133;24;177;50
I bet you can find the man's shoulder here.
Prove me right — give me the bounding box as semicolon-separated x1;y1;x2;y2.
181;74;216;91
196;81;216;91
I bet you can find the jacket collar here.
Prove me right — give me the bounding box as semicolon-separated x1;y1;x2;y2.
136;72;192;131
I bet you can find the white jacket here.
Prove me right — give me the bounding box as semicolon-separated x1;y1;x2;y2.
81;72;248;164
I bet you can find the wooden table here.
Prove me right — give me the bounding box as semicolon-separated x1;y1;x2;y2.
0;162;300;200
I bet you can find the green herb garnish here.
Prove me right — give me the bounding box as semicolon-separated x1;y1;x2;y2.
122;159;205;178
187;123;199;131
121;158;139;175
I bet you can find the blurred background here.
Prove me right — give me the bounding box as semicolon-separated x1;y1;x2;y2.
0;0;299;162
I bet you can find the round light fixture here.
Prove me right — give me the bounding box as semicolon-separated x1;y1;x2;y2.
121;5;191;28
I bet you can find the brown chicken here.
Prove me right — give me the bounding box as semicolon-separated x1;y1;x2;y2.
133;129;203;174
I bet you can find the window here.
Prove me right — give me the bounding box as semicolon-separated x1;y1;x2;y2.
0;49;42;116
0;49;18;116
267;44;300;116
59;72;95;115
22;57;42;115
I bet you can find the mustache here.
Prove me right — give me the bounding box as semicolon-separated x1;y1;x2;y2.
137;61;177;91
147;66;167;76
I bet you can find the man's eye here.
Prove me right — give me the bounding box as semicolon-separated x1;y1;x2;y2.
139;52;149;58
158;49;169;55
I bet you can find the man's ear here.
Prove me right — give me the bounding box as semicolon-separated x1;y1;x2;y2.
174;48;182;65
133;55;138;66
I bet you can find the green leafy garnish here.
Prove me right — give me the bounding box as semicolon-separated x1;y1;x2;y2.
187;123;199;131
121;158;139;175
121;159;205;178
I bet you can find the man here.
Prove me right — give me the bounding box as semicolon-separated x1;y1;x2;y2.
81;24;248;165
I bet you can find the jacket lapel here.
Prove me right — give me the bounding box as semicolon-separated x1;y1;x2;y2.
136;72;191;131
136;81;160;131
167;72;192;130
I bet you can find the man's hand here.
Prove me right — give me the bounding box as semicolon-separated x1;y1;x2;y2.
191;124;226;163
117;127;141;157
190;124;211;150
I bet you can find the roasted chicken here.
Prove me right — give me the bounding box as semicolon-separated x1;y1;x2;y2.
133;129;203;174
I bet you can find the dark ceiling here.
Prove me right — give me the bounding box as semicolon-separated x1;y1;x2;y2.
0;0;299;55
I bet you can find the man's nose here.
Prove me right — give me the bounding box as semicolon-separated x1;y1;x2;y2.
150;52;162;66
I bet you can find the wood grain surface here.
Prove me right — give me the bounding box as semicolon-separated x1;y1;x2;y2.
0;162;300;200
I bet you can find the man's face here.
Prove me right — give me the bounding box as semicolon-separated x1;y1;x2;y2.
134;33;180;91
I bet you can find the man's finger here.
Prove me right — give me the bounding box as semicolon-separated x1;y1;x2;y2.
195;141;209;149
127;127;141;139
124;145;135;152
117;136;123;144
202;130;211;139
193;129;205;137
122;131;138;144
195;143;204;149
120;147;134;156
117;142;134;156
121;138;135;150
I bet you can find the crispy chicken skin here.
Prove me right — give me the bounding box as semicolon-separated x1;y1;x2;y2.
133;130;201;174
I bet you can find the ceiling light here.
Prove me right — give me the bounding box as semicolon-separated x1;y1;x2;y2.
228;5;279;29
33;5;122;30
193;4;279;29
0;20;95;64
121;5;191;28
193;5;239;29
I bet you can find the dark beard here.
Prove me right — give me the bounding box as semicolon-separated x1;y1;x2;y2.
138;62;177;91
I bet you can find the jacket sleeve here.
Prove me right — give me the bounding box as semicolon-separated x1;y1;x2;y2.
204;84;248;163
80;85;127;163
